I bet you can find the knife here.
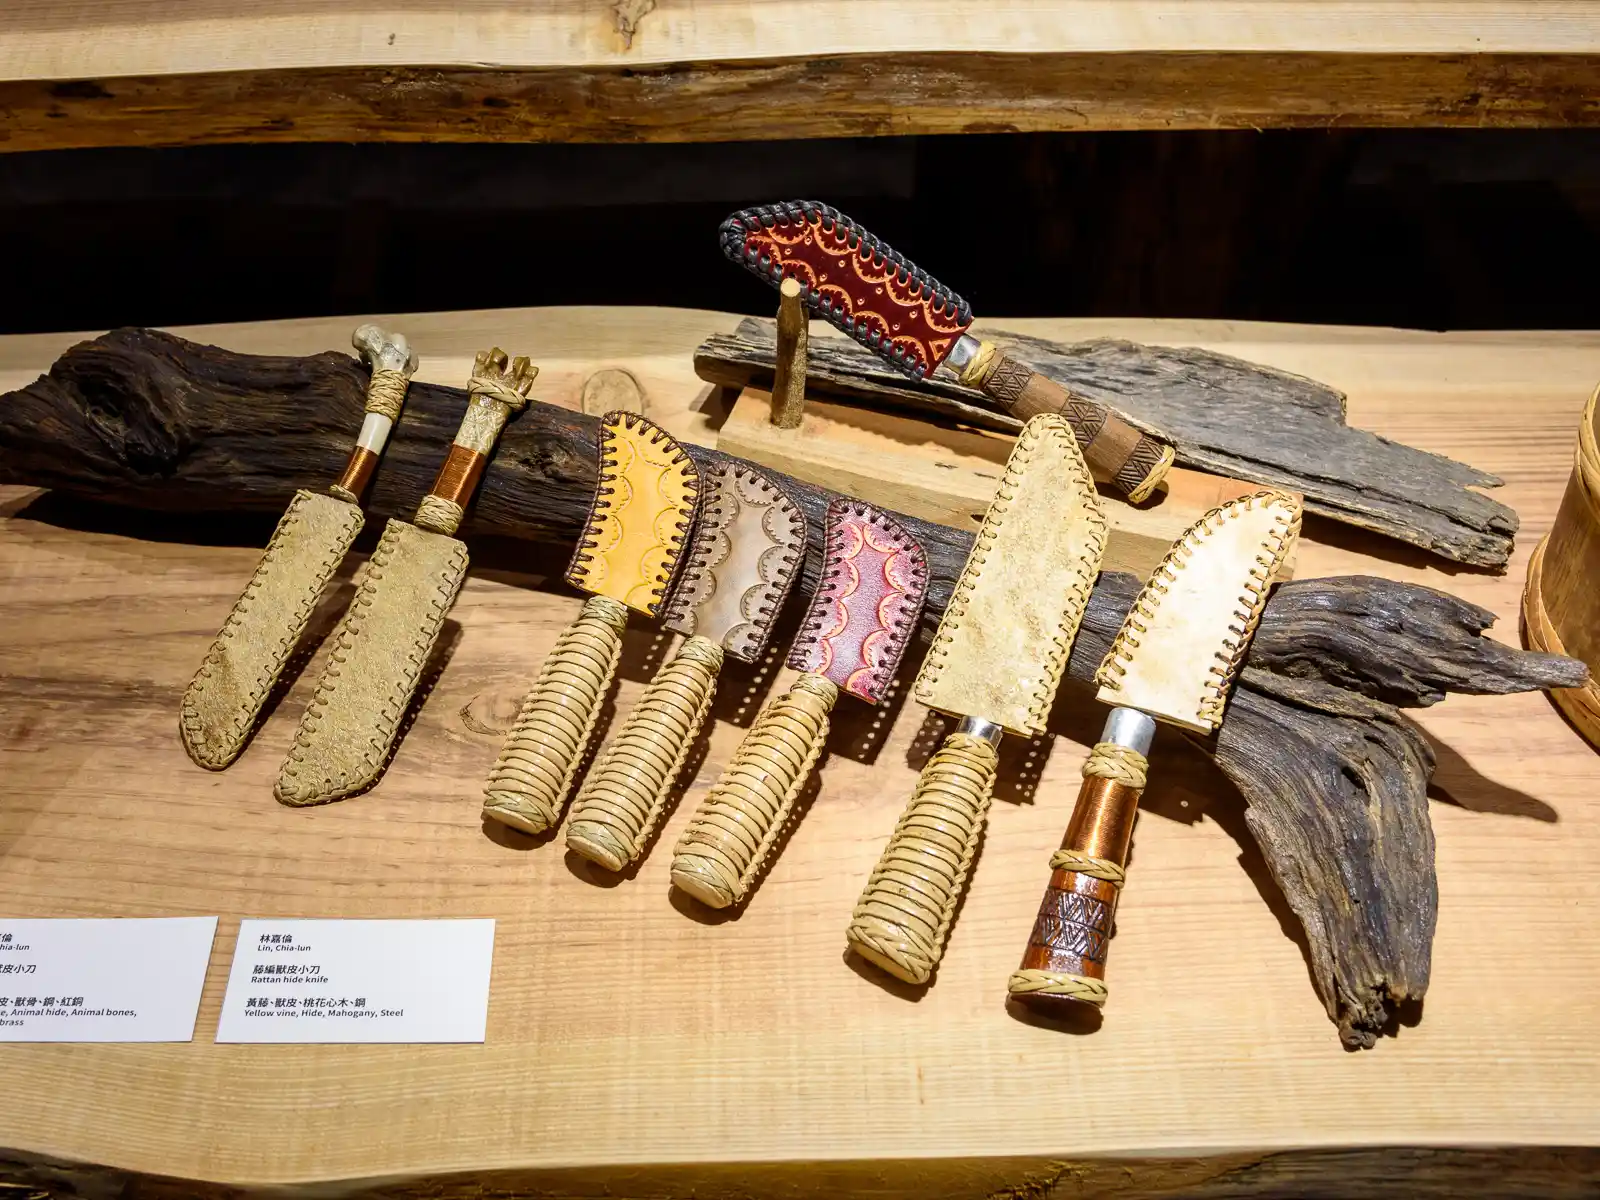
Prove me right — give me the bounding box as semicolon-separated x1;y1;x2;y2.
482;412;700;835
565;461;806;872
670;498;929;910
181;324;417;770
274;347;537;806
1007;489;1302;1012
720;200;1174;502
845;413;1107;985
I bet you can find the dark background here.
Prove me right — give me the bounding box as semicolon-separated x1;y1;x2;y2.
2;128;1598;334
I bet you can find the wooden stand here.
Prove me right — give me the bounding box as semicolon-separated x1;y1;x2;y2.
716;294;1295;579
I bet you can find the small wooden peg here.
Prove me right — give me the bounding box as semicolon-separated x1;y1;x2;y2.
770;277;808;429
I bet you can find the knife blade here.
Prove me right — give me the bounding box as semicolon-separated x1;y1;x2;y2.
565;461;806;872
670;498;928;910
482;412;700;835
845;413;1107;984
1007;489;1302;1013
719;200;1174;502
274;347;536;806
181;324;417;770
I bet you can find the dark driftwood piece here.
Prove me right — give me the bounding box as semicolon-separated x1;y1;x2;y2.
0;329;1583;1046
695;318;1517;569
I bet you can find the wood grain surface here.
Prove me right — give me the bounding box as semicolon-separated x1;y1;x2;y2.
2;2;1600;152
1;308;1599;1191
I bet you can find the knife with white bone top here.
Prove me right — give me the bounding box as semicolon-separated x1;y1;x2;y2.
846;413;1106;985
1007;489;1302;1014
180;324;416;770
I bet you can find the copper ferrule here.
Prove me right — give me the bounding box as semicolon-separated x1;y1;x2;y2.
1063;776;1140;867
332;446;379;503
428;444;487;508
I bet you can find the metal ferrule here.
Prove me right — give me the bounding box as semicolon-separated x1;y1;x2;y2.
955;715;1004;747
1100;707;1156;757
945;333;982;372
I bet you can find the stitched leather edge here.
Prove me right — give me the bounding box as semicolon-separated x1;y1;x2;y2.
913;414;1107;736
786;498;929;701
180;489;363;769
1095;490;1301;729
565;410;699;615
661;461;806;661
275;520;468;804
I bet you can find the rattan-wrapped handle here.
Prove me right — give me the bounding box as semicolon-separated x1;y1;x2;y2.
669;672;838;909
845;731;998;985
482;594;629;834
958;343;1173;503
566;635;725;871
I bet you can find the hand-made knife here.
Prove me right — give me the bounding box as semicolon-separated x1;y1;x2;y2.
720;200;1174;502
846;413;1107;985
1007;489;1302;1013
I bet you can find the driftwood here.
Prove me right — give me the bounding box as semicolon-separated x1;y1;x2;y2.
0;329;1584;1047
695;319;1518;569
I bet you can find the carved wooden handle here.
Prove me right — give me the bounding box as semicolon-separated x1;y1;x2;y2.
1007;743;1146;1012
959;343;1173;502
565;635;725;872
482;594;628;834
669;672;838;909
846;730;998;985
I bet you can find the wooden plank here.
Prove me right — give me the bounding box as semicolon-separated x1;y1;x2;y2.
1;3;1599;152
1;309;1599;1191
716;384;1291;578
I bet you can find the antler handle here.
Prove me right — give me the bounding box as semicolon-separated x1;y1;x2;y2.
566;635;725;871
669;672;838;909
482;594;629;834
846;727;998;985
958;342;1173;503
1007;715;1151;1012
332;324;419;504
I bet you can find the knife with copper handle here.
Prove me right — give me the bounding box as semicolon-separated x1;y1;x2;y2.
565;462;806;871
846;413;1106;985
670;498;928;910
1008;489;1302;1012
482;412;700;835
720;200;1174;502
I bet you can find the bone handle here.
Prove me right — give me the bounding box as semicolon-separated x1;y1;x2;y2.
482;594;629;834
958;342;1173;502
845;728;999;985
1007;712;1153;1013
331;324;420;504
669;672;838;909
565;635;726;872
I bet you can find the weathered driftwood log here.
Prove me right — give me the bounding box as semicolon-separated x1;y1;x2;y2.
0;329;1584;1046
695;319;1518;570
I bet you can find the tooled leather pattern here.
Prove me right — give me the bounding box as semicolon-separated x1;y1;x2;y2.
720;201;972;380
661;462;805;661
912;414;1107;736
787;499;928;704
567;412;699;616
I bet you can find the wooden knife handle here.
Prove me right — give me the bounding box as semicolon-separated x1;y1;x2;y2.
566;635;725;872
846;729;998;985
669;672;838;909
1007;740;1148;1012
482;594;628;834
960;343;1173;502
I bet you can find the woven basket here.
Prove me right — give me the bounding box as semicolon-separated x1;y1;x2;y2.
1523;381;1600;748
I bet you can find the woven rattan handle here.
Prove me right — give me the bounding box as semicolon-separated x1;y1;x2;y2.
482;594;628;834
958;343;1172;502
566;635;725;871
669;672;838;909
845;731;998;985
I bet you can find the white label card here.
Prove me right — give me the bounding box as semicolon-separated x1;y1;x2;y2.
216;919;495;1044
0;917;219;1042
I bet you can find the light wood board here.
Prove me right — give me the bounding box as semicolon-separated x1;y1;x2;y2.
2;308;1600;1191
1;2;1599;152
